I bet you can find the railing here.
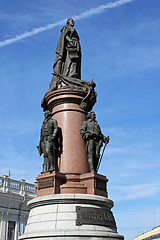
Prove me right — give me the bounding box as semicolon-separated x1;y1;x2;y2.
8;180;20;190
25;183;36;193
0;175;36;196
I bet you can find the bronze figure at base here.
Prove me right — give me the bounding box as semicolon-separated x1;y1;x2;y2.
37;110;58;173
80;111;109;173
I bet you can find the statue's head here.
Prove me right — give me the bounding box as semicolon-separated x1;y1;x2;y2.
66;18;74;27
87;111;96;120
44;110;52;118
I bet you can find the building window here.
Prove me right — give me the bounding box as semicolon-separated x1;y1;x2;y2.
8;221;15;240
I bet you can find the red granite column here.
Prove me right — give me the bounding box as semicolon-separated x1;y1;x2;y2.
45;89;89;175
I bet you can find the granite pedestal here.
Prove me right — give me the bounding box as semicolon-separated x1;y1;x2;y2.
20;88;124;240
19;194;124;240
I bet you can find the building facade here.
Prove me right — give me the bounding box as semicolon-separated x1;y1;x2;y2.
0;175;36;240
135;226;160;240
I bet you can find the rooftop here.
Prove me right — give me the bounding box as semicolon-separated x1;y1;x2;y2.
0;175;36;197
135;226;160;240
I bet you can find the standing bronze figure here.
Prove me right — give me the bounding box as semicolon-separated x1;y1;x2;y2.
53;18;81;79
80;112;109;173
37;110;58;172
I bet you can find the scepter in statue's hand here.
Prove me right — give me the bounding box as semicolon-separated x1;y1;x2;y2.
104;136;110;144
96;136;110;172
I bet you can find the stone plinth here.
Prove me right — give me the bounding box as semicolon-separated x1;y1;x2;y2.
36;172;108;197
19;194;124;240
36;171;66;197
81;172;108;197
60;174;87;194
45;89;89;174
60;173;108;197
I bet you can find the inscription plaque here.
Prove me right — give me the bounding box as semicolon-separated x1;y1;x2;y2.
76;207;116;228
38;178;54;190
95;178;106;191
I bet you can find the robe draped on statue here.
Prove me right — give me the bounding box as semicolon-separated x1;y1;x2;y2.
53;23;81;79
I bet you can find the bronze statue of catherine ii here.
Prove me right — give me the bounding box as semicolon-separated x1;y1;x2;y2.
53;18;81;79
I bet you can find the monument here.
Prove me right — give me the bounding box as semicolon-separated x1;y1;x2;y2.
19;18;124;240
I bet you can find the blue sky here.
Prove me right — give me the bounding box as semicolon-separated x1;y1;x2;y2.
0;0;160;239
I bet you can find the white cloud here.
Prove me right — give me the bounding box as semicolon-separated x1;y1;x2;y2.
0;0;135;47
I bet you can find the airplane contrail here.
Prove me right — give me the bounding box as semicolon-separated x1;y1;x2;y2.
0;0;134;48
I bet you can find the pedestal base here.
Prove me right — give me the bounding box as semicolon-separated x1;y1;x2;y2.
81;172;108;197
19;194;124;240
36;171;66;197
60;173;108;197
36;172;108;197
60;174;87;194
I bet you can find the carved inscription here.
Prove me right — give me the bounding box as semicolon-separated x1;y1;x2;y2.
76;207;116;228
95;178;106;191
38;178;54;189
